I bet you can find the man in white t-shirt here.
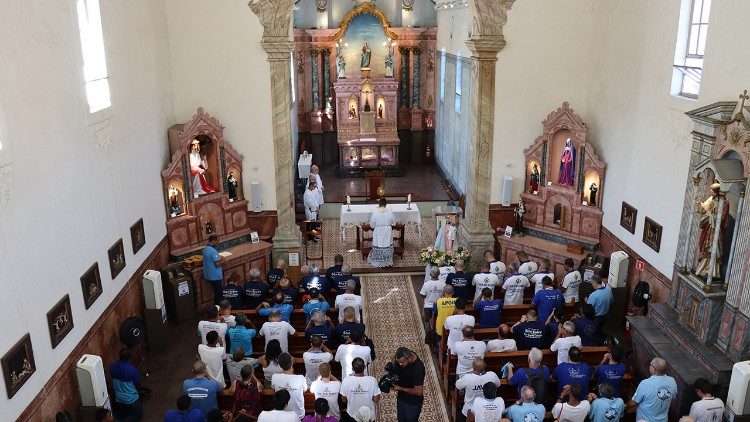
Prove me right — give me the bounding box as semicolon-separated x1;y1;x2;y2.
517;251;539;277
257;390;298;422
335;329;372;379
259;310;296;352
438;263;456;284
562;258;582;303
486;326;517;353
531;259;555;295
310;362;342;418
197;330;227;388
421;267;446;322
271;353;308;420
335;280;363;323
550;321;582;364
444;298;475;352
340;357;380;421
303;335;333;386
470;382;505;422
472;263;500;301
455;358;501;417
484;250;506;278
197;307;227;345
452;326;487;378
502;263;530;305
688;378;724;422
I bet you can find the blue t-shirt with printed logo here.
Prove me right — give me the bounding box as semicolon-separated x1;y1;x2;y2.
446;271;472;299
632;375;677;422
243;281;269;309
594;363;627;397
202;245;222;281
183;377;222;416
511;321;546;350
573;316;601;346
505;402;546;422
475;298;502;328
532;288;563;323
552;362;591;398
221;283;243;309
589;397;625;422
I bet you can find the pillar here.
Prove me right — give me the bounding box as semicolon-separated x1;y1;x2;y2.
726;189;746;297
680;176;702;272
399;47;410;108
411;47;421;109
322;49;331;109
459;0;516;268
310;49;321;110
705;194;726;291
249;0;302;277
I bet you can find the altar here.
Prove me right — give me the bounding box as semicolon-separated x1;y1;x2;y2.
339;203;421;241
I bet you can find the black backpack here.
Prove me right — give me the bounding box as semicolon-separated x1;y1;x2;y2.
632;281;652;308
525;367;547;406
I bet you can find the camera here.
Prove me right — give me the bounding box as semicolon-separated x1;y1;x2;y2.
378;361;400;393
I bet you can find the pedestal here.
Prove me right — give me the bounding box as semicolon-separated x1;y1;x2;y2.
460;225;495;272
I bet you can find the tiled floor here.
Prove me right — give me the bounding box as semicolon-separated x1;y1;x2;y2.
319;162;451;203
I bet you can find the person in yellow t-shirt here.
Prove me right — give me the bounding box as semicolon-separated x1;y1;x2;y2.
434;285;457;350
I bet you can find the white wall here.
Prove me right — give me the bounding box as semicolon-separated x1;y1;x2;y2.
435;3;470;56
166;0;276;211
0;0;173;418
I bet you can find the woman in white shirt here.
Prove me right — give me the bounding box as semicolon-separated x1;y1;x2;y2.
552;384;591;422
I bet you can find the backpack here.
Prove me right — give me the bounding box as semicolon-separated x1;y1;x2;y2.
525;367;547;406
632;281;652;308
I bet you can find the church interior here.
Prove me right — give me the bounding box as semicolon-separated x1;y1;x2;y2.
1;0;750;421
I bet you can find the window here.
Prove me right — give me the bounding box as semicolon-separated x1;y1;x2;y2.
76;0;111;113
440;49;446;102
672;0;711;99
290;52;296;106
455;53;462;113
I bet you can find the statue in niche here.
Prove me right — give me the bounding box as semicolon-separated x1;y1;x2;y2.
190;139;218;197
694;183;729;278
349;104;357;119
360;42;371;69
364;99;371;112
529;164;540;193
557;138;576;187
514;201;526;236
385;52;394;78
336;50;346;79
169;186;182;217
589;182;598;206
227;172;238;202
378;104;383;119
554;203;565;228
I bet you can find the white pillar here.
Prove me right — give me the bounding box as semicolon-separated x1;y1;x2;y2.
682;176;701;272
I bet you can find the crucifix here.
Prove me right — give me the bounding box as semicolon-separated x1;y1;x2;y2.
736;89;748;122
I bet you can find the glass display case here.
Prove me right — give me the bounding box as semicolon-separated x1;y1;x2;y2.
380;146;396;167
342;146;360;168
361;146;379;167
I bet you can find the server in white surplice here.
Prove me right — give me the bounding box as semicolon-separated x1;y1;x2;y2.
367;197;397;267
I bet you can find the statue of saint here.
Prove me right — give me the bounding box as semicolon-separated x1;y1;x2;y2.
530;164;540;192
227;172;238;202
514;201;526;234
557;138;576;187
337;53;346;79
364;98;371;112
189;139;218;198
385;53;394;78
695;183;729;279
434;214;458;254
360;42;371;69
169;186;182;217
378;104;383;119
348;104;357;119
589;182;598;206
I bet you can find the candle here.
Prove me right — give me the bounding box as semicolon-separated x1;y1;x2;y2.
347;195;351;205
408;194;412;203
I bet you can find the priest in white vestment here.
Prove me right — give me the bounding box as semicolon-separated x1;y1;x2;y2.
304;180;320;242
368;197;397;267
306;165;324;206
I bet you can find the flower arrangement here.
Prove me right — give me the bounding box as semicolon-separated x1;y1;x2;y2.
419;246;471;266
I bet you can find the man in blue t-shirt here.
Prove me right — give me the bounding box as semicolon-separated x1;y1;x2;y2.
588;382;625;422
586;275;613;332
505;385;546;422
510;310;546;350
303;288;331;323
531;276;563;323
336;306;366;345
227;313;257;355
629;357;677;422
572;304;602;346
164;395;204;422
109;348;143;421
333;265;361;295
183;360;223;416
273;277;300;306
266;258;286;289
446;260;472;300
475;287;502;328
325;254;345;285
594;346;627;398
300;266;331;298
202;234;225;305
220;274;243;309
257;291;294;322
551;346;591;399
243;268;269;309
507;347;550;396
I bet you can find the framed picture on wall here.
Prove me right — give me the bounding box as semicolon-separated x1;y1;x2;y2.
620;202;637;234
643;217;663;253
80;263;103;310
108;239;126;280
130;218;145;254
47;295;74;349
1;334;36;399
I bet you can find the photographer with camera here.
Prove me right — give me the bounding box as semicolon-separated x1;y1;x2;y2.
382;347;425;421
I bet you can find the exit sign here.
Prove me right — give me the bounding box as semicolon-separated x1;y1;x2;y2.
636;260;645;271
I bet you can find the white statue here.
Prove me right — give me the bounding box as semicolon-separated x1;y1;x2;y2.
336;43;346;79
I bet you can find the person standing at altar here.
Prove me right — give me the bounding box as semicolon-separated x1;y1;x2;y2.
190;139;218;197
304;181;321;243
203;234;225;305
307;165;324;206
368;197;397;267
558;138;576;187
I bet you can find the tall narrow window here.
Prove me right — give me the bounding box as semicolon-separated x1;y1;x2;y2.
672;0;711;99
439;49;446;102
290;52;296;106
76;0;111;113
455;53;462;113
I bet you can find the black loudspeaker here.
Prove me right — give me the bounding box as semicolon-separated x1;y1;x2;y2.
119;317;146;347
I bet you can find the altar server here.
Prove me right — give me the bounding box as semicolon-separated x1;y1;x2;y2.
368;198;397;267
307;165;324;206
304;181;320;242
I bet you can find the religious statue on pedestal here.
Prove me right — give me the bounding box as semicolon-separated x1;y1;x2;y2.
227;172;238;202
385;45;394;78
336;51;346;79
558;138;576;187
190;139;218;197
378;104;384;119
514;201;526;235
360;42;371;69
589;182;598;206
530;164;540;192
694;183;729;278
349;104;357;119
169;186;182;217
435;214;458;254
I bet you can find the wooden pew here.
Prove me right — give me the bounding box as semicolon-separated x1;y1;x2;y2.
230;308;339;332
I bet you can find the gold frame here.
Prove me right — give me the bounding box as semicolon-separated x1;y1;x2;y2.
331;3;398;41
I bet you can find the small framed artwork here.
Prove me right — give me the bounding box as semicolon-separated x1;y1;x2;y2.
504;225;513;237
620;202;637;234
2;334;36;399
108;239;126;279
130;218;145;254
250;231;260;244
47;295;74;349
81;263;103;309
643;217;663;253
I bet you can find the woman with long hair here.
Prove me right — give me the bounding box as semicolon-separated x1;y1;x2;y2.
302;398;338;422
259;339;283;388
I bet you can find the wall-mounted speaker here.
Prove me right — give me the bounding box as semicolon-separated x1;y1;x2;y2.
251;180;262;212
501;176;514;206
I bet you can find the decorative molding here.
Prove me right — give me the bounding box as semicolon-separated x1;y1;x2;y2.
0;163;12;215
88;117;113;152
331;3;398;41
248;0;295;41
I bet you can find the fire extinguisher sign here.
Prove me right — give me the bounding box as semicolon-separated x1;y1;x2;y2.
636;260;645;271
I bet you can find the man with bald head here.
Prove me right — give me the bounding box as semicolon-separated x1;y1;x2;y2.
505;385;546;422
182;360;222;416
455;358;500;419
628;357;677;422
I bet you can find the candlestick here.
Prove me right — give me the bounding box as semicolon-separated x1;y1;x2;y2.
408;194;412;203
347;195;351;205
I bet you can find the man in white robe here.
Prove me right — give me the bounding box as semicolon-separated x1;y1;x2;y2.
304;181;320;242
368;198;396;267
307;165;324;206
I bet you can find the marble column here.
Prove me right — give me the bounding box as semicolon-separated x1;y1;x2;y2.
310;49;321;110
399;47;410;108
460;0;516;268
322;49;331;108
249;0;303;268
411;47;421;109
705;194;726;290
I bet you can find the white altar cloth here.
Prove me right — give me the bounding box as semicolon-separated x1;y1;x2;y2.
339;204;421;241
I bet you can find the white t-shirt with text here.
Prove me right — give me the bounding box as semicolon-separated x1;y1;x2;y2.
455;371;501;416
502;275;530;305
550;335;582;364
444;314;476;352
472;273;500;301
340;375;380;420
259;321;296;352
310;378;342;418
335;344;372;379
303;350;333;386
420;279;446;308
452;340;487;376
271;373;308;420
